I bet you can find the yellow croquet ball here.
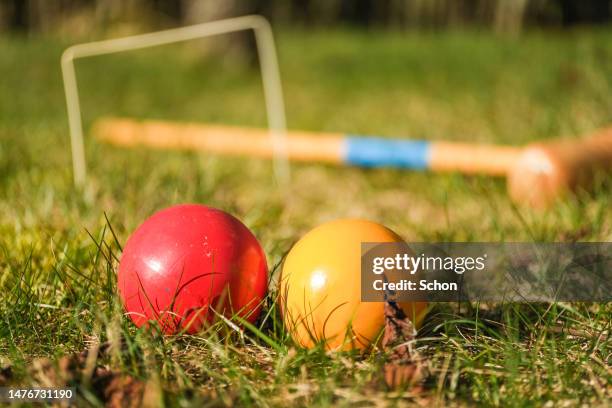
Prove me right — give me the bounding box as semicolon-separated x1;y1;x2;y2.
280;219;428;350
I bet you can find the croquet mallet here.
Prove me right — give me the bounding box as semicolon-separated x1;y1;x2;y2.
93;118;612;208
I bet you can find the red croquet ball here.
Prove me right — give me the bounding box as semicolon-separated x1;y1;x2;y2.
118;204;268;334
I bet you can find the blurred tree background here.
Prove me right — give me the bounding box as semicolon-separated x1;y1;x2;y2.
1;0;611;37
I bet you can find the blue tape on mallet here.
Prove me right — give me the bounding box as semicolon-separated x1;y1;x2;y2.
344;136;431;169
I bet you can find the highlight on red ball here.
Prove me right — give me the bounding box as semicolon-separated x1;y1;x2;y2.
117;204;268;334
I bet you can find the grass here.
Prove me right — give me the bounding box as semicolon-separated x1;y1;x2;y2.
0;25;611;406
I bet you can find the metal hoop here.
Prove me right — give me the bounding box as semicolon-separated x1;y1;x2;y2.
61;15;289;187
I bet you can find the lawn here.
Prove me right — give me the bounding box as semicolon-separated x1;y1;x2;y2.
0;26;611;406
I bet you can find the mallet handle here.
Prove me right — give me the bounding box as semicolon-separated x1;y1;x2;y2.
93;118;521;176
94;118;345;164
